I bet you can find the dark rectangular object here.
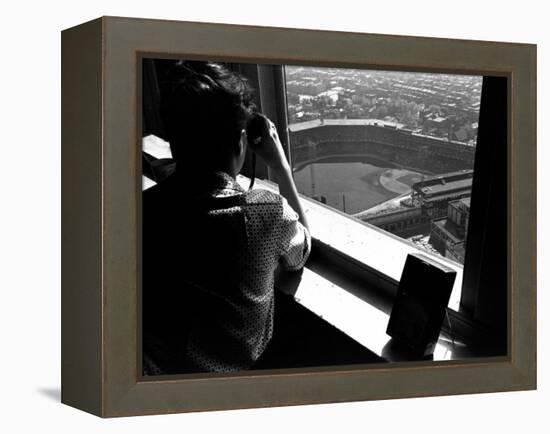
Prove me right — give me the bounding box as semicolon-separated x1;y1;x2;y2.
386;253;456;357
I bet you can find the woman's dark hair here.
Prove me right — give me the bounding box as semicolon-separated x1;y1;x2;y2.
160;60;256;170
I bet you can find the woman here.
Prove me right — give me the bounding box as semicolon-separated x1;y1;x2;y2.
142;61;311;374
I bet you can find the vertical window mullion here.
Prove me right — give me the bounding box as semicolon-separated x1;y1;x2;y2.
257;65;292;180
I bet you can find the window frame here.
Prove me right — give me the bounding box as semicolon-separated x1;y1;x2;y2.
253;63;506;345
140;58;508;349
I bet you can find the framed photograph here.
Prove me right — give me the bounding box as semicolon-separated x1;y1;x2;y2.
61;16;536;417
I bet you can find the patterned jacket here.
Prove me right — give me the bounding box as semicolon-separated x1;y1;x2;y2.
142;171;311;374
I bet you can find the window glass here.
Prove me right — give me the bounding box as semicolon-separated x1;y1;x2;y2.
285;66;482;265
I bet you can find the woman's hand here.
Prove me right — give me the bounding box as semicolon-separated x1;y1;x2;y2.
249;115;290;172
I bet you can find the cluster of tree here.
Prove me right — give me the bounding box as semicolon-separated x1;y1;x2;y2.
287;90;479;144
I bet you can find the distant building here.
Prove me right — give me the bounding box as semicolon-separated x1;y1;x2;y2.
425;116;448;131
358;171;472;244
411;170;473;218
361;206;429;236
429;197;471;263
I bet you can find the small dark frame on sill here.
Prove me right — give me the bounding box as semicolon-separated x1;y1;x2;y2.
61;16;536;417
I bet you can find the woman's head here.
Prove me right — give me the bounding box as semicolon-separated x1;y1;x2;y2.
160;61;256;175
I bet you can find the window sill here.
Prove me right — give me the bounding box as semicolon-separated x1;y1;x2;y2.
274;266;472;362
237;175;464;312
236;175;477;362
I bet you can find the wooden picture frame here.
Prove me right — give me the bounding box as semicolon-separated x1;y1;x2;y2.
61;16;536;417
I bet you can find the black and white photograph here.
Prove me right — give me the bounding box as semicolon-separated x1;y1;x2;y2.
58;11;537;416
0;0;545;428
140;57;508;376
